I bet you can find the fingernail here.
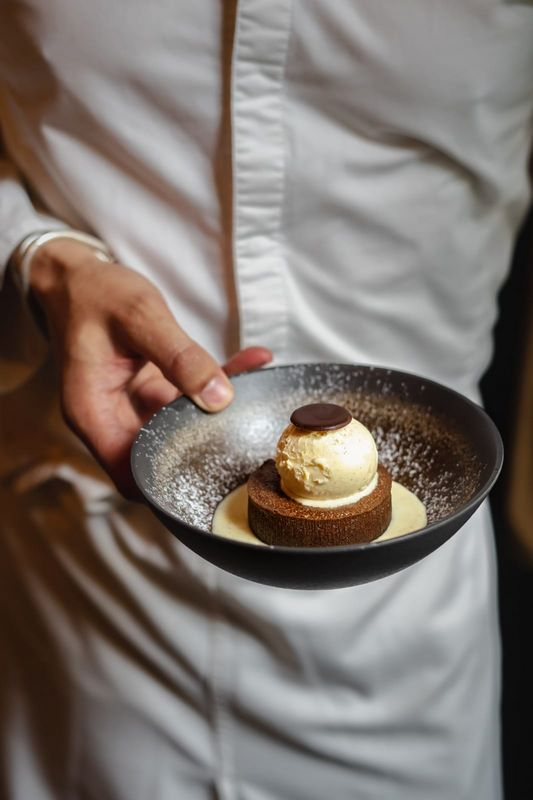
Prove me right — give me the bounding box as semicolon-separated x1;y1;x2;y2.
195;375;233;411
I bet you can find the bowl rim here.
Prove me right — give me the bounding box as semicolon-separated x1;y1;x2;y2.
130;362;504;556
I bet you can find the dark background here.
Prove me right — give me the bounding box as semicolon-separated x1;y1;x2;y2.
481;205;533;799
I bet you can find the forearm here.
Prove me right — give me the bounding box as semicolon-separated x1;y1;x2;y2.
0;131;112;391
0;135;67;390
0;145;67;284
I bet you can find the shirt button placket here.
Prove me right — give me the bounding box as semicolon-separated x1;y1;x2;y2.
231;0;293;361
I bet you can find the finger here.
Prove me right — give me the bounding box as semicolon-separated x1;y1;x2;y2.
223;346;272;376
61;361;144;497
129;363;181;419
117;293;234;412
63;402;143;501
101;448;143;502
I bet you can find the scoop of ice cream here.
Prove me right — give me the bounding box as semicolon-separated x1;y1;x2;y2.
275;415;378;508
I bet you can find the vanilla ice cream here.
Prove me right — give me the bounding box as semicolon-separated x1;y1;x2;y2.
275;416;378;508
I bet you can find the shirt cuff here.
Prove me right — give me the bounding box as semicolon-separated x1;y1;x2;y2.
0;214;68;284
11;229;114;294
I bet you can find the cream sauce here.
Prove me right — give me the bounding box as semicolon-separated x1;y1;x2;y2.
212;480;427;546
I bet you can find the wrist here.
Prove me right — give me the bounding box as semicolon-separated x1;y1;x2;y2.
28;238;95;298
10;230;114;298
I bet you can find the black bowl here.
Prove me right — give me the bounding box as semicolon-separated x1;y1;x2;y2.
131;363;503;590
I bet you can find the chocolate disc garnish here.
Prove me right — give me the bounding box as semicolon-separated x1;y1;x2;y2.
290;403;352;431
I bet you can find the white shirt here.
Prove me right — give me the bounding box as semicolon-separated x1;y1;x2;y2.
0;2;532;798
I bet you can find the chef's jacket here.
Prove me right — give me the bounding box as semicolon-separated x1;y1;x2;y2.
0;1;532;798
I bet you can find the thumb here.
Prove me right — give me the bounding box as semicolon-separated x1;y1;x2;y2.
119;293;234;412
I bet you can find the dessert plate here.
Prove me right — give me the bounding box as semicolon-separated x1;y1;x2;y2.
131;363;503;589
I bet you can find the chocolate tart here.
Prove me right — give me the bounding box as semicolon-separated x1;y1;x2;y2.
248;460;392;547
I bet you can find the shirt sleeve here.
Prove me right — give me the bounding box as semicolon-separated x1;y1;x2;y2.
0;139;67;282
0;135;66;392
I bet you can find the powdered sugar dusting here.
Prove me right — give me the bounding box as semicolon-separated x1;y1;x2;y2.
136;364;483;533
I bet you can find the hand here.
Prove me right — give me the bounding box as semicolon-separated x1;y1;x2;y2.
29;239;272;498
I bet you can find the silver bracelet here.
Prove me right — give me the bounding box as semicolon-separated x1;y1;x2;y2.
13;230;115;294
